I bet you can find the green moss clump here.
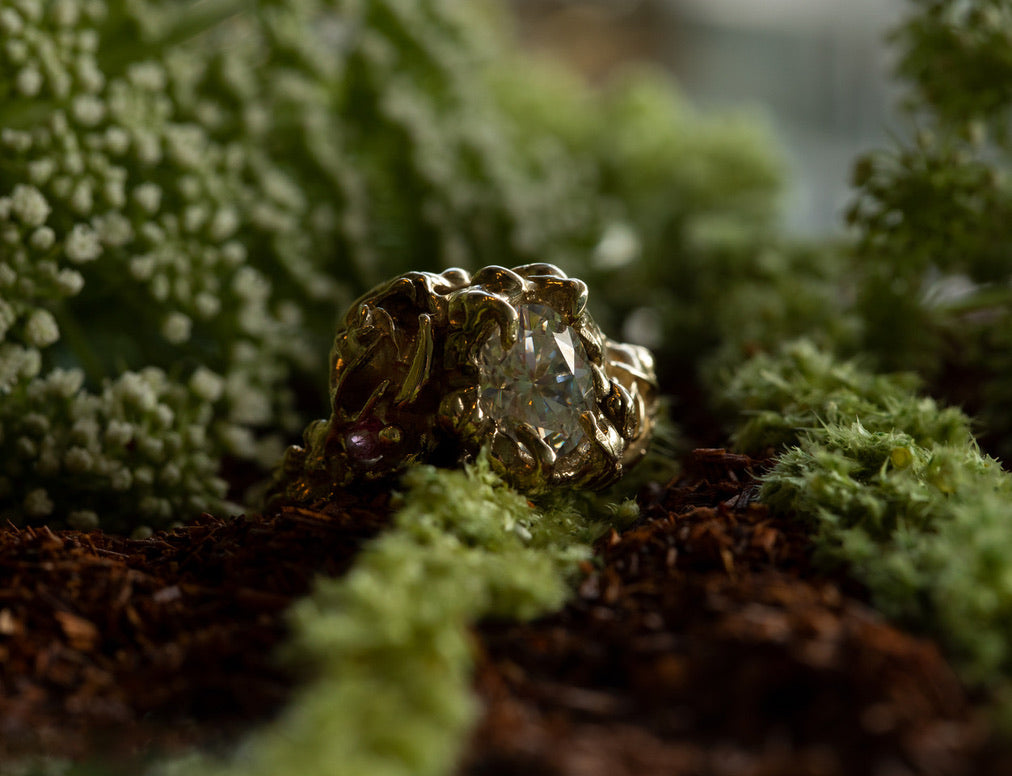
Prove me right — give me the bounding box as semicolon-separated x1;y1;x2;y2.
722;341;1012;714
719;339;971;454
152;455;596;776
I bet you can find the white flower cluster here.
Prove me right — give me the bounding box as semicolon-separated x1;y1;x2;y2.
0;366;226;532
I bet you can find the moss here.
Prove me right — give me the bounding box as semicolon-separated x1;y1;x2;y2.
152;455;597;776
723;342;1012;721
719;340;971;454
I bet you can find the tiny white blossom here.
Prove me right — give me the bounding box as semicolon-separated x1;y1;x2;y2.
76;56;104;92
0;8;24;34
22;413;49;435
194;292;220;318
49;367;84;397
27;159;55;185
117;375;158;412
68;510;100;530
65;224;102;262
134;131;162;165
104;178;126;209
64;447;94;473
24;487;53;517
138;495;171;519
70;181;94;214
183;204;208;233
137;437;164;461
71;94;105;126
133;182;162;213
105;126;130;156
154;404;174;428
55;268;85;295
51;0;80;27
16;67;43;97
209;207;239;241
109;466;133;491
161;311;192;344
29;226;56;251
232;266;270;301
4;39;29;64
24;309;60;347
220;240;246;266
189;366;224;402
127;61;167;91
77;28;99;53
1;129;32;153
94;212;133;246
11;185;51;227
15;436;37;459
70;417;100;446
104;419;134;446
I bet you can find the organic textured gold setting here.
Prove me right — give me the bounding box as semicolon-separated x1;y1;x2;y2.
270;264;657;503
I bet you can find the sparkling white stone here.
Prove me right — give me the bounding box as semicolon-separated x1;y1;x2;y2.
477;303;596;455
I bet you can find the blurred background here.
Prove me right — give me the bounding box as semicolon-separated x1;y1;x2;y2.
506;0;906;236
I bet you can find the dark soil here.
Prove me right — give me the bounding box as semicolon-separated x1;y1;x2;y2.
0;487;391;765
0;451;1007;774
462;450;1004;775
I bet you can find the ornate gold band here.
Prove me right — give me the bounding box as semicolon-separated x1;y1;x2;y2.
271;264;657;504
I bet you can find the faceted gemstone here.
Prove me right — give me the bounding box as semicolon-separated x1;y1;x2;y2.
477;303;596;456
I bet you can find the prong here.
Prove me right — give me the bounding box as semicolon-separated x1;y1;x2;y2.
434;267;471;293
394;313;434;405
344;377;390;422
490;430;537;485
513;263;567;279
371;273;433;314
574;322;604;363
448;288;520;354
470;265;525;297
601;381;637;438
605;341;656;384
590;363;610;397
533;276;588;320
514;422;558;471
438;386;480;432
578;411;623;462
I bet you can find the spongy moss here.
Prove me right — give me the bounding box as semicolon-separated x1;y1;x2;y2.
723;340;1012;717
153;455;598;776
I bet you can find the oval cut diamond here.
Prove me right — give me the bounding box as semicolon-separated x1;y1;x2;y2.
477;303;596;455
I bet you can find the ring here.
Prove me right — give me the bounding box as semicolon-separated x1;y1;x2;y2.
271;264;657;503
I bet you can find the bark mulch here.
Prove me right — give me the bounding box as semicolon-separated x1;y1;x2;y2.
0;451;1007;774
462;450;1002;776
0;488;391;765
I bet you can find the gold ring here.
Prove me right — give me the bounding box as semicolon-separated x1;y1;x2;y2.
271;264;657;503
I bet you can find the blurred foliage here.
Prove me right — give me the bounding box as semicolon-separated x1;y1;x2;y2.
489;61;814;376
845;0;1012;457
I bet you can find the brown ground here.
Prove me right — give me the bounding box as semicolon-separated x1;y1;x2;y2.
0;451;1007;774
0;487;392;765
